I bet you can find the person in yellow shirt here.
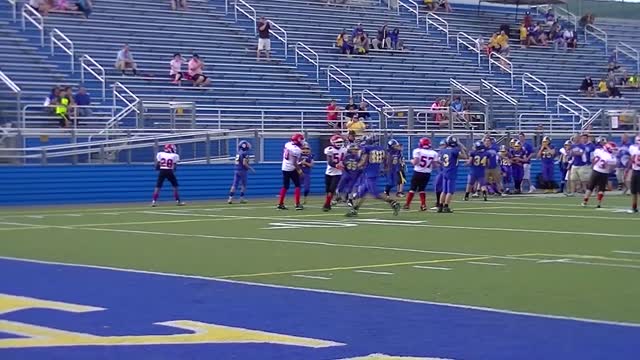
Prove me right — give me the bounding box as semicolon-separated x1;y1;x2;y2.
336;30;345;48
597;79;608;97
519;24;527;47
346;115;366;135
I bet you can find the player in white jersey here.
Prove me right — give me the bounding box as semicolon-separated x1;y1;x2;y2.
404;137;439;211
277;133;305;210
322;134;347;211
151;144;185;207
582;142;617;208
628;135;640;213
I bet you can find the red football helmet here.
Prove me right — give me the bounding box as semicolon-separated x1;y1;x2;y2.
330;134;344;148
419;137;431;149
164;144;176;153
604;142;617;153
291;133;305;146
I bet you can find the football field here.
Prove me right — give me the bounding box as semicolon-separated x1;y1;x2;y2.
1;195;639;359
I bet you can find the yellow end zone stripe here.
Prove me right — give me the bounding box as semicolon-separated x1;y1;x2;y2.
219;256;493;279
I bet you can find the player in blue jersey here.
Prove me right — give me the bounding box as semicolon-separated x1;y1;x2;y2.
298;142;315;204
228;140;254;204
437;135;467;213
537;136;556;192
510;140;528;194
465;141;488;201
384;139;406;199
347;136;401;217
483;136;503;196
568;134;590;196
432;139;447;210
340;143;363;206
499;145;512;193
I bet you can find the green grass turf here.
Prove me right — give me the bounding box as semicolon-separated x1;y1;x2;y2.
1;195;639;324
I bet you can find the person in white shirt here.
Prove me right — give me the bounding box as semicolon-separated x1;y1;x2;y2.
628;135;640;213
322;135;347;212
115;44;137;76
404;137;439;211
170;53;184;84
151;144;185;207
582;142;617;208
277;133;305;210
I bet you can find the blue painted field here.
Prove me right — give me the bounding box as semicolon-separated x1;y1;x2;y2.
0;258;638;359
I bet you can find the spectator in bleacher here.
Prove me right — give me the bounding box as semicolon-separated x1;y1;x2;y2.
354;34;369;55
341;34;354;55
519;23;527;47
257;17;271;61
352;23;364;39
74;0;92;18
424;0;436;11
561;28;577;50
170;53;184;84
357;101;371;121
188;54;210;87
170;0;187;11
526;23;547;47
597;78;608;97
545;9;555;26
523;11;533;28
73;86;92;117
326;100;340;129
336;29;346;50
548;20;561;44
28;0;52;16
607;77;623;99
44;86;60;115
346;115;366;135
578;13;595;28
580;76;595;97
390;28;402;50
373;23;390;50
608;51;621;73
437;0;452;13
431;98;448;128
488;31;509;55
56;87;73;128
628;74;639;88
344;97;358;120
115;44;137;76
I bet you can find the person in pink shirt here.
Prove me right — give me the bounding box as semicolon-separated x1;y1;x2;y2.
170;53;183;84
187;54;210;87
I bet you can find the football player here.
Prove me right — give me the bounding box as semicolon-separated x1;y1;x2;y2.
323;135;347;211
347;136;401;217
299;142;315;204
518;132;536;193
568;134;590;196
465;140;488;201
537;136;556;193
341;143;363;207
277;133;305;210
484;136;503;196
228;140;253;204
510;140;527;194
583;142;617;208
558;140;572;194
616;134;631;193
499;145;512;194
384;139;405;199
151;144;185;207
628;135;640;213
404;137;439;211
438;135;467;213
432;139;448;210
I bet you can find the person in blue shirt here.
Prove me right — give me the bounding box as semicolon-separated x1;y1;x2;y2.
73;87;92;118
384;139;405;199
432;139;447;210
339;144;362;206
537;136;556;192
228;140;254;204
483;136;502;196
465;141;488;201
347;136;400;217
298;142;314;204
510;140;528;194
438;135;467;213
568;134;590;196
518;132;536;193
499;145;513;193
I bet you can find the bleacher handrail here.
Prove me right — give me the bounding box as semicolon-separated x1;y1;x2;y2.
21;104;124;129
0;70;22;125
327;65;352;96
295;42;320;83
268;20;288;59
456;32;481;67
517;112;566;132
521;73;548;109
234;0;257;36
488;52;514;87
21;4;44;47
425;12;449;47
361;89;393;116
89;82;140;142
480;80;517;106
80;55;106;101
50;28;75;74
554;6;577;29
581;108;603;131
584;24;608;56
557;94;590;123
7;0;16;21
616;42;640;74
450;79;487;106
398;0;419;26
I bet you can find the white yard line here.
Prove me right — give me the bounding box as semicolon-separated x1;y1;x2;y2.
537;258;571;264
467;262;505;266
457;210;639;221
354;270;394;275
613;250;640;255
291;274;331;280
413;265;451;271
1;255;638;328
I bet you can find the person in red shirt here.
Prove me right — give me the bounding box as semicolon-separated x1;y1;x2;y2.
326;100;341;129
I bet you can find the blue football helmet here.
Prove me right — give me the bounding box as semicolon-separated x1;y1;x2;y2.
439;139;447;147
387;138;400;149
473;140;485;151
238;140;251;151
446;135;458;147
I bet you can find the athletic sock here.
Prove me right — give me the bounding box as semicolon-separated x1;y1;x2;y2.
152;190;160;201
229;191;235;198
482;190;487;201
405;191;415;206
597;192;604;202
633;199;637;210
294;187;301;205
419;192;426;207
173;189;180;201
304;190;310;197
324;194;333;207
278;188;287;205
583;196;589;204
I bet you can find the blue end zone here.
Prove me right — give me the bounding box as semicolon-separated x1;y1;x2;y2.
0;258;638;360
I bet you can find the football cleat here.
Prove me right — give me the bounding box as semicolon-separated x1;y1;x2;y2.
391;201;400;216
176;201;186;206
322;205;331;212
436;206;444;213
420;205;427;211
627;208;639;214
295;204;304;211
596;204;602;209
430;206;439;211
403;204;410;210
151;201;157;207
581;202;587;207
396;192;405;198
346;198;354;207
276;204;288;210
443;207;453;213
227;199;233;204
345;208;358;217
240;199;248;204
